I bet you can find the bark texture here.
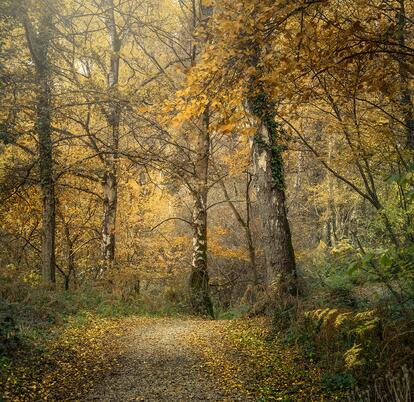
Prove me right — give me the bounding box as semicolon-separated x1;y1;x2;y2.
326;136;338;246
189;110;213;317
248;90;298;299
101;0;120;272
188;1;214;317
62;218;76;291
24;10;56;286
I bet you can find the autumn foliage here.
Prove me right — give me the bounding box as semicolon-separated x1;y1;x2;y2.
0;0;414;400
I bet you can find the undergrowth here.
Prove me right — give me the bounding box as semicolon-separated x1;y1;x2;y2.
0;270;188;401
0;313;129;401
271;243;414;401
224;318;346;401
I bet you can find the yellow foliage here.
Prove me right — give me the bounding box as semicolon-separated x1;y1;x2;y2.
344;343;364;369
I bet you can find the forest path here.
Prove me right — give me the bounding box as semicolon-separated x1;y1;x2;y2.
85;317;251;401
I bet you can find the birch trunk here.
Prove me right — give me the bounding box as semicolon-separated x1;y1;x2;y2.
189;109;213;316
101;0;120;272
188;1;214;316
102;168;118;269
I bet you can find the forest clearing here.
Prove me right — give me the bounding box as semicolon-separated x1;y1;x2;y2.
0;0;413;400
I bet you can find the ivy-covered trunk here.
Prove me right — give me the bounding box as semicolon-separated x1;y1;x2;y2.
24;10;56;287
248;90;298;300
189;110;214;317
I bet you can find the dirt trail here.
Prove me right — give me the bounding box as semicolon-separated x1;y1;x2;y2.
85;318;248;402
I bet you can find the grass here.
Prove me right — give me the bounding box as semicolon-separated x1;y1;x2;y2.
215;304;251;320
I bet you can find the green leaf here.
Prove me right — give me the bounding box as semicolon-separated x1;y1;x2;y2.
380;254;392;269
348;261;359;275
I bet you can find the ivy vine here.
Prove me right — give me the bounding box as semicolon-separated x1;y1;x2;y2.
249;89;286;190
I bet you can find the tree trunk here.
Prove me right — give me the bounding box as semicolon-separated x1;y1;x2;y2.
397;0;414;150
327;136;338;245
102;168;118;269
101;0;120;273
38;76;56;286
24;10;56;286
248;90;298;300
245;172;259;285
189;109;214;317
63;221;75;291
188;1;214;317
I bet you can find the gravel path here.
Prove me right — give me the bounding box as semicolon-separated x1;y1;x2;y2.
85;318;245;401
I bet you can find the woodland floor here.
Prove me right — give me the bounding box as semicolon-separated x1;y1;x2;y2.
85;318;253;401
2;315;340;401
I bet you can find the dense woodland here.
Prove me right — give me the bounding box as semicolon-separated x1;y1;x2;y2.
0;0;413;400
